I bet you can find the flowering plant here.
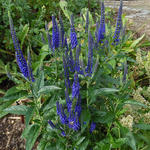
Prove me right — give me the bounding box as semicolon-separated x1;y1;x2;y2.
1;0;148;150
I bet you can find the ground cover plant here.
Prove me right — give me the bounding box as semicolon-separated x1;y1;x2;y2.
1;0;150;150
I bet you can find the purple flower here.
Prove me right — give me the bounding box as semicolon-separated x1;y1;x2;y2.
56;101;61;115
85;32;94;76
70;15;78;49
90;122;96;133
74;95;81;117
59;104;68;125
98;1;105;43
52;16;59;50
61;131;66;137
72;73;80;99
9;13;29;79
68;111;80;131
65;90;72;113
48;120;56;129
113;0;123;45
72;113;80;131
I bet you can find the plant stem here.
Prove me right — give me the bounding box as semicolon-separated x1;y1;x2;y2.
87;79;90;106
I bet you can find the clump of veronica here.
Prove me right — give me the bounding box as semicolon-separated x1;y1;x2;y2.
72;73;80;99
85;31;94;76
56;96;81;131
45;22;52;51
52;16;59;50
90;122;96;133
70;15;78;49
59;14;65;47
98;1;106;43
63;56;71;88
9;12;29;79
113;0;123;45
85;10;89;33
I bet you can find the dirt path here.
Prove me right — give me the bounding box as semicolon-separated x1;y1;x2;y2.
105;0;150;40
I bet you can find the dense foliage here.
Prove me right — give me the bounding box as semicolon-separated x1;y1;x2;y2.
1;0;150;150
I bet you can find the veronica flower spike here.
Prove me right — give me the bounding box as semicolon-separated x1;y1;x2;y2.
72;73;80;99
8;12;29;79
113;0;123;45
70;14;78;49
90;122;96;133
98;1;106;43
52;15;59;51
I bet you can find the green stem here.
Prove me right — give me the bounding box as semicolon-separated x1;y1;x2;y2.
87;79;90;106
55;53;58;81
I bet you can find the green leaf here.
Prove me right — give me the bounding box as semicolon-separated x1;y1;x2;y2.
76;137;86;146
96;111;115;123
134;124;150;130
0;90;27;111
130;34;145;48
4;105;30;115
81;108;91;132
94;88;119;96
20;24;29;49
126;132;136;150
25;106;35;127
38;86;61;94
59;1;71;20
34;67;44;95
111;138;127;148
0;111;8;119
124;100;147;108
108;59;116;69
22;124;40;150
37;139;47;150
79;140;89;150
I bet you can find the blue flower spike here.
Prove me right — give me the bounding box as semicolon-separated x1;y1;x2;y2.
98;1;106;43
70;14;78;49
9;12;29;79
113;0;123;45
90;122;96;133
52;15;59;51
